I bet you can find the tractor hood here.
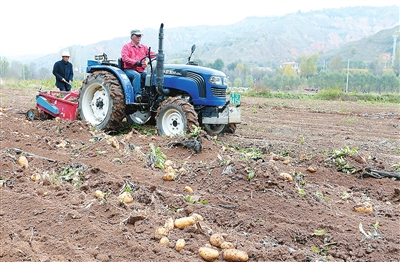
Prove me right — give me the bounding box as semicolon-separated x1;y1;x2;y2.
163;64;227;78
162;64;229;107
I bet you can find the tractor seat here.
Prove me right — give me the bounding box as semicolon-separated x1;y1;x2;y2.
118;58;124;70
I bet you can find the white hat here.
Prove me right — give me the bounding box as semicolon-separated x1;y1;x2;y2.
61;51;70;57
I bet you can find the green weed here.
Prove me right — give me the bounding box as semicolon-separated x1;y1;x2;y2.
60;166;83;188
315;191;329;201
327;146;359;174
300;135;305;145
298;188;306;196
183;195;208;205
245;167;256;181
239;148;264;161
148;143;167;169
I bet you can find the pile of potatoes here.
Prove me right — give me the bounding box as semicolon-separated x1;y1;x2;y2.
155;215;248;262
162;160;186;181
198;233;248;262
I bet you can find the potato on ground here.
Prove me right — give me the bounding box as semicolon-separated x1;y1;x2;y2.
155;227;168;236
175;239;186;251
185;186;193;193
353;202;373;213
94;190;104;198
163;172;175;181
210;233;224;247
174;216;196;229
191;213;204;221
198;247;219;261
220;241;234;249
279;172;293;182
118;192;133;203
160;237;169;245
223;249;249;262
18;156;29;169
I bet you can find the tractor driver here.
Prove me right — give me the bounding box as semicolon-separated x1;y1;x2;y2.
121;29;156;102
52;51;74;92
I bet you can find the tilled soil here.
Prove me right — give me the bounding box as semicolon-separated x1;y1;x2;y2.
1;87;399;262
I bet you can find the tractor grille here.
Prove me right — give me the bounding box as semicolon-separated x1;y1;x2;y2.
187;72;206;98
211;87;226;98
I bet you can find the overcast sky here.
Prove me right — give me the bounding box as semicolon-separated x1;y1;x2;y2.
0;0;399;57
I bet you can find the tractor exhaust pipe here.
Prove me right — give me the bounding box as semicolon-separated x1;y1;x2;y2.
156;23;170;95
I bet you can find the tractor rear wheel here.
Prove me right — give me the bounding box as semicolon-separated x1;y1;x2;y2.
156;97;198;136
78;71;125;131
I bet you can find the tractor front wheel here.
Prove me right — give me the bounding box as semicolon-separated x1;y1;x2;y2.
156;97;198;136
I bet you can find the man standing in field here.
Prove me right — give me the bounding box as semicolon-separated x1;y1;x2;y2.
53;51;74;91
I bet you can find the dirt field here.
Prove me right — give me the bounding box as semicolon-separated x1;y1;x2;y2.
1;87;399;262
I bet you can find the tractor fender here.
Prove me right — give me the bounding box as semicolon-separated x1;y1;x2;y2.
87;65;135;104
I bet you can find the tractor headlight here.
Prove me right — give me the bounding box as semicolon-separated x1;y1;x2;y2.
209;76;226;86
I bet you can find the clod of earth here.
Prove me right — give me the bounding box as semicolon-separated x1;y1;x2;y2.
164;217;175;231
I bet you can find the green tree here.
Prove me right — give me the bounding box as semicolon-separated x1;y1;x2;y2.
227;61;239;71
370;55;386;76
0;57;9;77
234;78;242;87
329;56;344;72
283;65;297;78
381;73;399;92
393;45;400;76
300;53;319;78
245;75;254;88
211;58;224;71
351;46;356;55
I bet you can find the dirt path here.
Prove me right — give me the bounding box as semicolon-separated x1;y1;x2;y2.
1;87;399;262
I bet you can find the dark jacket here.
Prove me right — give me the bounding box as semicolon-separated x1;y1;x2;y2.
53;60;73;91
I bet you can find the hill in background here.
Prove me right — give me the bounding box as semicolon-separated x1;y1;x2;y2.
11;5;400;72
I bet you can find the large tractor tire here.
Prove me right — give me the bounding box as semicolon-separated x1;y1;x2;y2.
156;97;199;136
78;71;125;131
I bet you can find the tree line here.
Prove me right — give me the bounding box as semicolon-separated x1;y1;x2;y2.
203;51;400;94
1;50;399;94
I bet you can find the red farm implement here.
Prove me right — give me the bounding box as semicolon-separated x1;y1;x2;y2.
26;90;79;121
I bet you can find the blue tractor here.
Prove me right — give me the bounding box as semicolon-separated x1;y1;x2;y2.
78;24;241;136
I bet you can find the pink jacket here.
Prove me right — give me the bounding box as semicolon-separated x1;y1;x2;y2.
121;42;156;73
